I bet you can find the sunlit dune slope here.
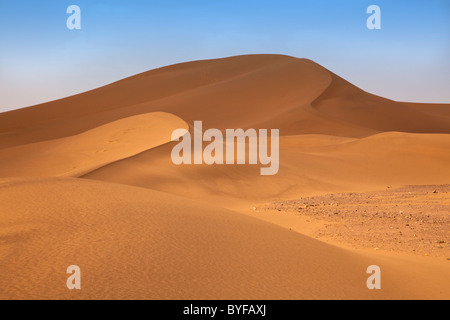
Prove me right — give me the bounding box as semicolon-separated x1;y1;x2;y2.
0;177;448;300
0;112;187;178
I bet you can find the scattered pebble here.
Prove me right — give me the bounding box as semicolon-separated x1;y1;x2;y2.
262;185;450;257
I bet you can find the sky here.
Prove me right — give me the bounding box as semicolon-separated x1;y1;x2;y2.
0;0;449;112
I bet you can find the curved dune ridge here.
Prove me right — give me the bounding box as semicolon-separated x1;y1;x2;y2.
0;112;188;178
0;54;449;299
83;131;450;205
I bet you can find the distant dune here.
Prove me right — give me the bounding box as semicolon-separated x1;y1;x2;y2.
0;55;449;299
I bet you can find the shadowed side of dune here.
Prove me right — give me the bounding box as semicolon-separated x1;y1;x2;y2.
83;131;450;205
311;72;450;134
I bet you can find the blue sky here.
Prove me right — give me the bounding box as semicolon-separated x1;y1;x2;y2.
1;0;449;111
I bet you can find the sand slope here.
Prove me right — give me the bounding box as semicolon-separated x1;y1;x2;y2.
0;178;448;300
0;54;449;300
0;112;187;177
84;132;450;206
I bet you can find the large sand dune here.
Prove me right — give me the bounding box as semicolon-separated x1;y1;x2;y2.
0;54;449;299
1;55;449;149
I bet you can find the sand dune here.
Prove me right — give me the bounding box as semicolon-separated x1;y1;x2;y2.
0;177;448;300
311;73;450;134
0;54;449;300
1;55;449;149
0;112;187;178
83;131;450;206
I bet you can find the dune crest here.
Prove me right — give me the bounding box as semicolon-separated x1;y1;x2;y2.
2;54;449;149
0;112;188;178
